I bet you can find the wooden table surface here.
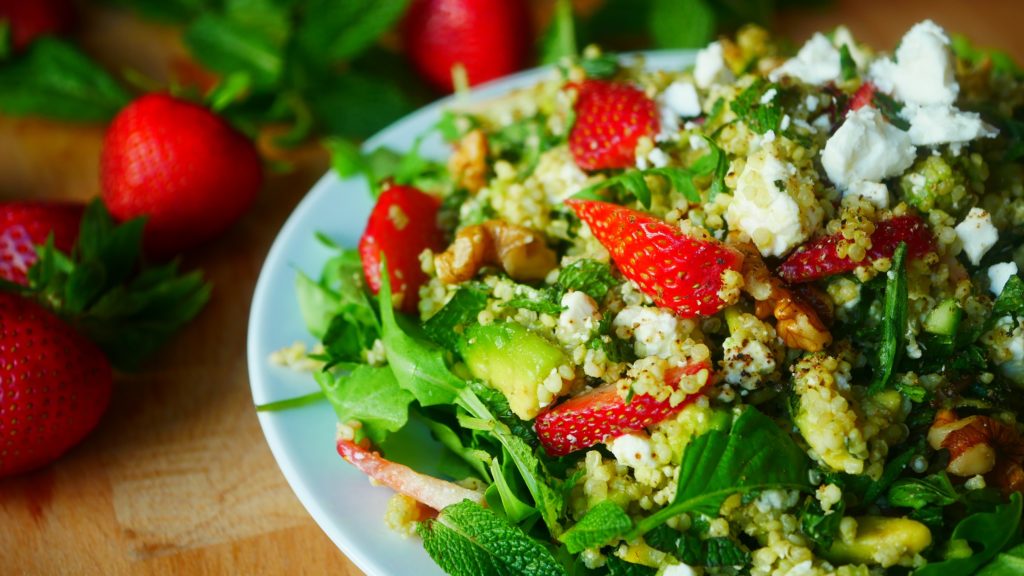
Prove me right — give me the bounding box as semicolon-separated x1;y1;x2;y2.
1;1;1021;574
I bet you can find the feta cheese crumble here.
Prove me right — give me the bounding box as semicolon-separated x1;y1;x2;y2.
693;41;734;89
606;433;656;469
869;20;958;107
954;207;999;265
661;562;698;576
844;180;889;209
988;262;1019;296
821;107;916;188
726;148;812;257
556;291;600;346
662;80;702;118
903;104;998;146
613;305;686;359
769;33;841;85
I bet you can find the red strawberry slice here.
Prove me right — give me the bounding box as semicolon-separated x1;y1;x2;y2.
569;80;660;172
535;363;709;456
566;199;743;318
359;184;446;313
0;201;84;285
778;214;936;284
848;81;877;112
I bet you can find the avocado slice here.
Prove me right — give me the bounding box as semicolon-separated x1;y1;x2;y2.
459;323;568;420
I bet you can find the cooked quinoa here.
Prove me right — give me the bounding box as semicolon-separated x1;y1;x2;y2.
285;19;1024;576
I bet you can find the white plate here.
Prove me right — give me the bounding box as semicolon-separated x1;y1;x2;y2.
247;50;697;576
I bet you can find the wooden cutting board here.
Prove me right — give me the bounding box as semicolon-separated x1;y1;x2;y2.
0;1;1020;574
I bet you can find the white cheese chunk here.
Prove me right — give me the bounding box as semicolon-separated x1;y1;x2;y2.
613;305;683;359
606;433;656;469
821;107;917;188
693;41;734;89
556;291;600;346
955;207;999;265
868;20;958;107
989;262;1019;296
844;181;890;209
663;80;702;118
769;33;841;85
662;563;698;576
726;149;806;257
903;104;999;146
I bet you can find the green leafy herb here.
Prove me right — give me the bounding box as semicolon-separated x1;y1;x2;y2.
22;201;210;370
486;455;537;524
644;524;681;553
991;275;1024;322
631;407;811;537
888;472;959;510
255;390;326;412
730;79;783;135
297;0;410;62
0;38;131;121
649;0;715;50
183;11;287;89
540;0;577;65
558;501;632;553
504;289;565;316
977;543;1024;576
417;500;567;576
605;556;656;576
574;160;714;208
424;284;490;351
558;259;617;302
864;445;917;503
871;92;911;131
914;493;1023;576
681;536;750;567
314;365;414;444
579;53;620;79
468;380;540;448
423;415;491;481
870;242;908;394
801;497;845;549
951;34;1022;79
839;44;857;81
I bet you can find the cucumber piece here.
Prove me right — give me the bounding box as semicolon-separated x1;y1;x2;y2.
458;323;567;420
923;298;961;337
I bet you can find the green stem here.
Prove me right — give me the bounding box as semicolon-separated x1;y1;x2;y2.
255;390;325;412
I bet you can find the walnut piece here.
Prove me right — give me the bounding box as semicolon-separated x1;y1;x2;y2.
436;220;557;284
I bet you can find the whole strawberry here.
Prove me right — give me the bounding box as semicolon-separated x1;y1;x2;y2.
569;80;660;172
0;201;84;285
0;0;75;52
403;0;532;92
0;292;112;477
100;94;263;257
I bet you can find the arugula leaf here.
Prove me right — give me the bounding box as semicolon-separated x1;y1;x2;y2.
558;501;632;553
870;242;908;394
0;38;130;122
839;44;857;81
424;284;490;351
539;0;577;65
558;259;617;302
800;497;845;549
469;380;540;448
423;415;491;481
888;472;959;510
486;455;538;524
631;407;811;537
321;301;380;365
914;492;1023;576
730;79;783;135
314;365;414;444
977;543;1024;576
378;262;466;406
649;0;715;50
418;500;567;576
23;201;210;370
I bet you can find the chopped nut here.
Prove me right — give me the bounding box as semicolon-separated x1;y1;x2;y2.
448;129;489;193
436;220;557;284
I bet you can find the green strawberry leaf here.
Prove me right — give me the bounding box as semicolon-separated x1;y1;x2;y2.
0;38;131;122
20;200;211;371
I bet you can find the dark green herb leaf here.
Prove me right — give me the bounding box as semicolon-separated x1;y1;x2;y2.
558;501;632;553
888;472;959;510
801;497;845;549
574;161;714;208
314;365;414;444
424;284;490;351
631;407;811;537
870;242;908;394
644;524;681;553
731;79;783;135
863;446;917;504
649;0;715;50
702;537;750;567
539;0;577;65
0;38;130;121
977;543;1024;576
579;53;620;79
504;288;565;316
297;0;409;62
871;92;911;131
558;259;617;301
605;556;656;576
991;275;1024;321
184;12;287;89
914;492;1023;576
418;500;567;576
486;455;537;523
468;380;540;448
839;44;857;81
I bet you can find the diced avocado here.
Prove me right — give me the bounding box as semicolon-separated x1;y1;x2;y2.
825;516;932;566
923;298;961;337
458;323;567;420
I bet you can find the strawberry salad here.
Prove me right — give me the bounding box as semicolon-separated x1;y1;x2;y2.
276;20;1024;576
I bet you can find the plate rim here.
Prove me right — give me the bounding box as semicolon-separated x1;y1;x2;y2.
246;49;698;576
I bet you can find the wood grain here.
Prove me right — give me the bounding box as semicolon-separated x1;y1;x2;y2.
0;1;1021;574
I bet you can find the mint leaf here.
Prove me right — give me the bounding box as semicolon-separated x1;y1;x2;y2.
418;500;567;576
991;275;1024;320
574;153;719;207
378;262;465;406
888;472;959;510
871;91;911;131
914;493;1023;576
605;556;655;576
539;0;576;65
730;79;783;135
870;242;908;394
0;38;130;122
307;69;416;139
314;364;414;444
558;259;617;302
503;292;564;316
184;12;287;89
632;407;811;536
839;44;857;81
424;284;490;351
977;543;1024;576
296;0;409;62
649;0;715;50
800;497;844;549
558;501;632;553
